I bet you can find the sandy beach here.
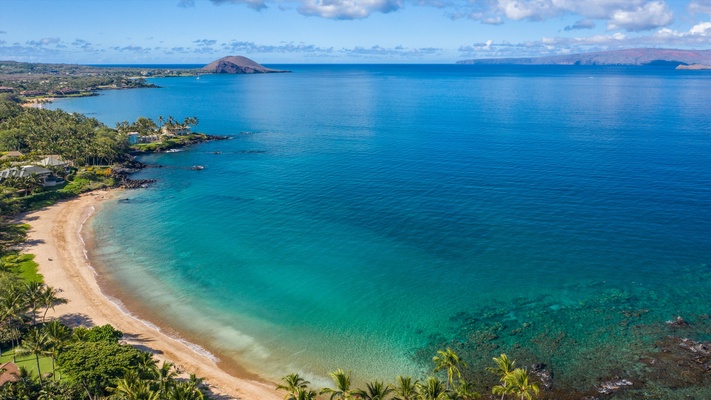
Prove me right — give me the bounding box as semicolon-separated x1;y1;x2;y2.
19;190;281;400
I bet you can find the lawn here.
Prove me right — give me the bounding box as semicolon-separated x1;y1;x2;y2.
0;347;55;380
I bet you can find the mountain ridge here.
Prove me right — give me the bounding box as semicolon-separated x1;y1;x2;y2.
457;48;711;66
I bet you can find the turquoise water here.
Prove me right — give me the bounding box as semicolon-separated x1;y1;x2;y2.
51;65;711;392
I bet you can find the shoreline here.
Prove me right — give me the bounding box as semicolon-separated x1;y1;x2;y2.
19;190;281;400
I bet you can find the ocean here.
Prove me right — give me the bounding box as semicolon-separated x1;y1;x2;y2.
50;65;711;396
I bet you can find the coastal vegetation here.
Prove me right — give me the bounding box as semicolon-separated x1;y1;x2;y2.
0;61;199;100
274;351;540;400
0;94;213;213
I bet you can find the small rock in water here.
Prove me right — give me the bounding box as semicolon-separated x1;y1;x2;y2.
597;377;632;394
666;316;690;327
531;363;552;390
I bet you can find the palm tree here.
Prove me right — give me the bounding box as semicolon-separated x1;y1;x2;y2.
453;381;479;400
393;375;418;400
505;369;539;400
491;383;515;400
354;380;393;400
320;368;353;400
416;376;449;400
276;373;310;400
153;361;178;395
109;369;160;400
135;351;157;379
486;354;515;382
24;281;44;326
0;285;27;358
15;327;50;385
43;319;71;380
166;380;207;400
289;387;318;400
487;354;516;400
39;286;65;323
432;348;467;390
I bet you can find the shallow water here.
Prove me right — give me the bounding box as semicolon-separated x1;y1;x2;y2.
51;65;711;392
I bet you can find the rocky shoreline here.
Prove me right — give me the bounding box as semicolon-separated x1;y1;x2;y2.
113;134;228;188
128;134;230;155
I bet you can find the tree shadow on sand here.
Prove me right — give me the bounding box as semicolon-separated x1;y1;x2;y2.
57;313;94;328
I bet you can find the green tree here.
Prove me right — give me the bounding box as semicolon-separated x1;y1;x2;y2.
109;369;160;400
354;380;393;400
320;368;354;400
0;283;28;358
152;360;178;395
166;379;207;400
40;285;66;323
15;327;51;385
432;348;467;390
416;376;450;400
0;366;38;399
276;373;310;400
504;369;539;400
453;381;479;400
487;354;516;400
72;323;123;342
43;319;72;380
24;280;44;326
393;375;418;400
56;340;144;399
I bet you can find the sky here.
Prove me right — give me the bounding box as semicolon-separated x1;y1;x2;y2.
0;0;710;64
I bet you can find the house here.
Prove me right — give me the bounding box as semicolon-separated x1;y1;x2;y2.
1;151;24;161
0;165;59;186
127;132;140;144
161;125;191;135
141;134;160;143
0;362;20;387
0;86;14;93
38;155;71;168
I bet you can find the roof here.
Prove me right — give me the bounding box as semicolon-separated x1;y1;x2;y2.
39;155;69;167
0;362;20;386
0;165;52;179
0;151;24;160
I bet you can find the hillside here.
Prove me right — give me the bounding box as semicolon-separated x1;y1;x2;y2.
201;56;289;74
457;48;711;66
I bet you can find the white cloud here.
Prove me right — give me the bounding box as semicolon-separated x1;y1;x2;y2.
482;16;504;25
688;0;711;15
446;0;675;31
607;1;673;31
298;0;403;19
689;21;711;35
494;0;649;21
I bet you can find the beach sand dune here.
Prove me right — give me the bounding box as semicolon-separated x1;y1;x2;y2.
19;191;280;400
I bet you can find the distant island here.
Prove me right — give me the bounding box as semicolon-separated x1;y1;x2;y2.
457;48;711;67
201;55;289;74
676;64;711;70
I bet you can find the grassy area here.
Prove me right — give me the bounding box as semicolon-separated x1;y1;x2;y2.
0;347;55;379
1;253;42;283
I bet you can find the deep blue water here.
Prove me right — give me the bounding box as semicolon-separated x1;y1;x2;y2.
50;65;711;389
